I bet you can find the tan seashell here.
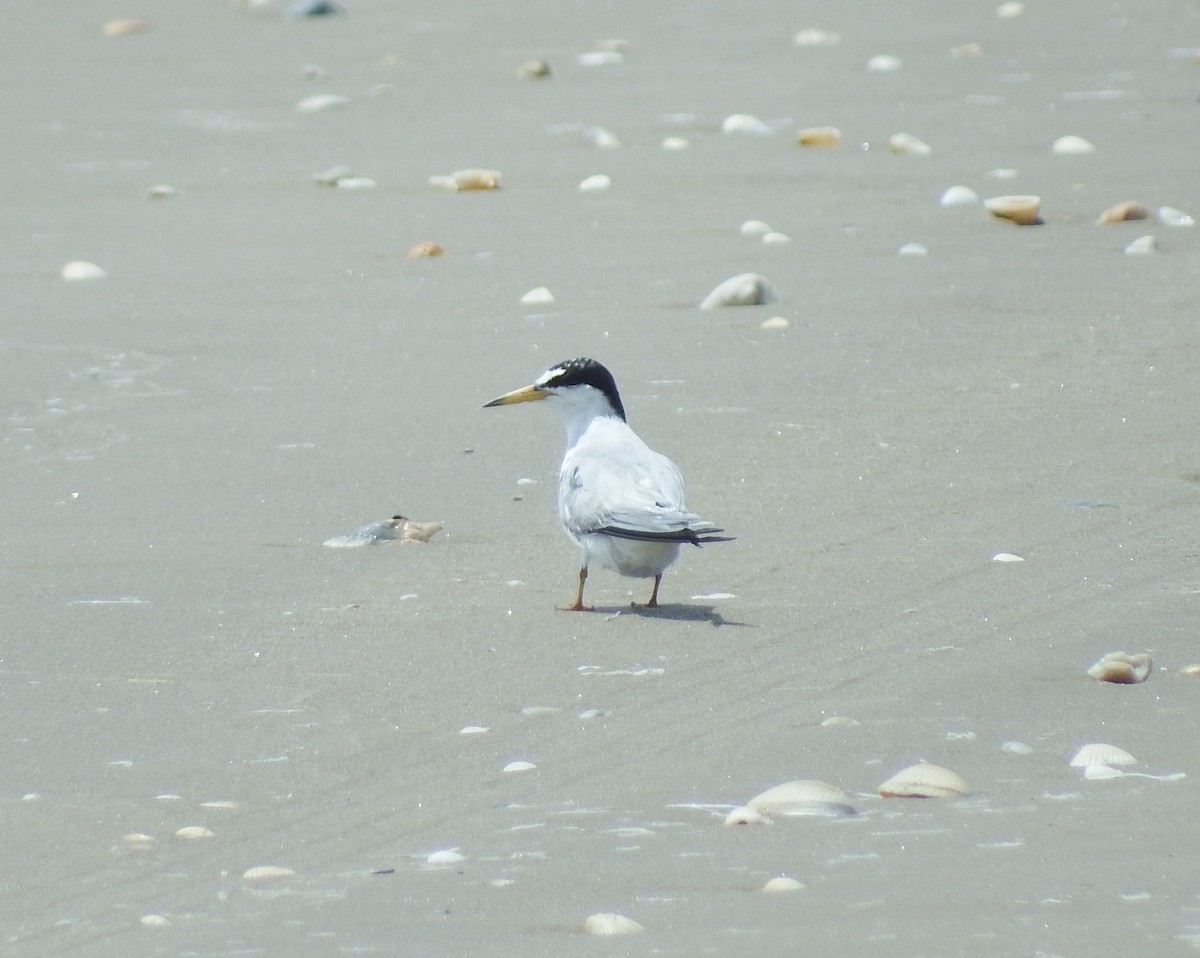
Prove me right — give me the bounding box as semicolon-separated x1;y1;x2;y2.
887;132;931;155
429;168;501;191
516;59;551;79
103;18;149;36
984;195;1043;225
724;805;768;826
878;762;970;798
175;826;214;839
400;518;444;542
796;126;841;147
583;913;643;935
242;865;295;881
1069;743;1136;767
1087;651;1152;684
1096;201;1153;225
406;241;445;258
747;780;847;815
1179;664;1200;677
762;876;805;893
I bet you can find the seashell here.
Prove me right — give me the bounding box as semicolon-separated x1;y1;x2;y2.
700;273;777;308
796;126;841;147
516;59;551;78
103;18;149;36
175;826;214;839
1124;235;1158;255
426;848;464;865
585;127;621;148
1069;743;1137;767
1096;201;1153;224
122;833;156;848
898;242;928;256
867;54;902;72
519;286;554;305
1052;135;1096;155
460;725;490;734
992;552;1025;562
748;779;854;817
724;805;768;826
762;876;805;893
1087;651;1152;684
887;132;931;155
61;261;108;281
722;114;773;135
577;50;623;67
147;184;179;199
334;177;375;190
429;168;501;191
1158;206;1195;227
760;316;790;330
661;136;690;150
1001;740;1034;755
986;167;1019;180
242;865;295;881
878;762;970;798
819;716;860;727
295;93;351;112
940;185;979;206
313;165;354;186
951;42;983;58
406;241;445;258
323;515;442;547
503;760;536;773
1083;763;1126;780
1179;664;1200;677
578;174;611;192
761;231;791;245
139;914;171;928
793;28;840;46
996;1;1025;16
984;195;1043;226
583;913;643;936
739;219;773;236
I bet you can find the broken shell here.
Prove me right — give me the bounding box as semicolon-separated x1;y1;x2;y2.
175;826;214;839
102;18;149;36
1096;201;1153;224
1179;664;1200;677
140;914;171;928
1088;651;1152;684
429;168;501;191
762;876;805;893
747;780;854;817
406;241;445;258
1124;235;1158;255
242;865;295;881
1070;743;1137;767
503;760;536;772
796;126;841;147
878;762;970;798
984;195;1043;225
1052;135;1096;155
516;59;551;79
939;185;979;207
121;833;156;848
399;519;443;543
996;1;1025;17
578;174;611;192
722;114;773;135
335;177;375;190
295;93;352;112
700;273;776;308
887;132;931;155
426;848;465;865
61;261;108;281
724;805;768;826
519;286;554;305
583;913;643;936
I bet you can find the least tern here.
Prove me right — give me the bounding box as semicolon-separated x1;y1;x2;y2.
484;357;732;611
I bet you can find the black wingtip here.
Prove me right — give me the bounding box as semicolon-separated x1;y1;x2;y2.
593;525;735;546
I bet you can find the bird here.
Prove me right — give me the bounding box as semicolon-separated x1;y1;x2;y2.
484;357;732;611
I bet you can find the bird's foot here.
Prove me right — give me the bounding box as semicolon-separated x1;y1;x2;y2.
630;598;659;610
558;601;592;612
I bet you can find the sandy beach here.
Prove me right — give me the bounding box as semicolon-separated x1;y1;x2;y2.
3;1;1200;954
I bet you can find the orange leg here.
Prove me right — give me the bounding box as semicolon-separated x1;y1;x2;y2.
559;566;590;612
633;573;662;609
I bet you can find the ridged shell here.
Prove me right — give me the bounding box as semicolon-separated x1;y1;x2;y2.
583;913;644;935
747;779;848;814
878;762;970;798
1087;651;1152;684
984;195;1043;225
1069;743;1136;767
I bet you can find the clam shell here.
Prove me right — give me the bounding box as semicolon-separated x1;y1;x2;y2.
887;132;930;155
1158;206;1195;227
796;125;841;147
984;194;1042;225
700;273;776;308
747;779;848;816
878;762;970;798
1087;651;1152;684
583;913;643;936
1069;743;1137;767
762;876;805;893
1096;201;1153;224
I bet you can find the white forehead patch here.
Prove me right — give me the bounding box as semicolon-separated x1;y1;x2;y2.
534;366;565;387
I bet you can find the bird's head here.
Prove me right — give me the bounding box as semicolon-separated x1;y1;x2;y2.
484;357;627;422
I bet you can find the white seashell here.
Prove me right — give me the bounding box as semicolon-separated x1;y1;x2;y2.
1083;763;1127;780
295;93;351;113
992;552;1025;562
819;716;860;727
724;805;769;826
887;132;931;155
122;833;156;848
61;261;108;281
984;195;1042;225
503;760;536;772
103;18;150;36
722;113;774;135
1001;740;1034;755
762;876;805;893
661;136;690;150
878;762;970;798
898;242;928;256
139;914;171;928
335;177;376;190
147;184;178;199
583;913;643;935
795;126;841;147
762;231;791;245
175;826;214;839
1096;200;1153;224
519;286;554;305
1158;206;1195;227
746;780;854;818
700;273;776;308
578;174;611;192
1124;235;1158;255
1052;135;1096;155
460;725;490;734
426;848;465;865
1070;743;1137;767
986;167;1019;180
242;865;295;881
429;168;501;191
793;28;840;46
760;316;790;330
939;185;979;206
1087;651;1152;684
577;50;623;67
867;54;902;72
996;1;1025;17
739;219;773;236
586;127;621;148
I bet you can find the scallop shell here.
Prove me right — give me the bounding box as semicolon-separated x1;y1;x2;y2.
700;273;776;308
878;762;970;798
747;779;848;815
407;241;445;258
242;865;295;881
583;913;643;936
429;168;501;191
1052;135;1096;155
796;126;841;147
887;132;931;155
1087;651;1152;684
1096;201;1153;224
984;195;1043;226
762;876;805;893
1069;743;1137;767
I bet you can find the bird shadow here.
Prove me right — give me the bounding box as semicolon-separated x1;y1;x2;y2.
590;603;756;628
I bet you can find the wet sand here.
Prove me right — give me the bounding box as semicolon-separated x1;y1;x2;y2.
4;1;1200;954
